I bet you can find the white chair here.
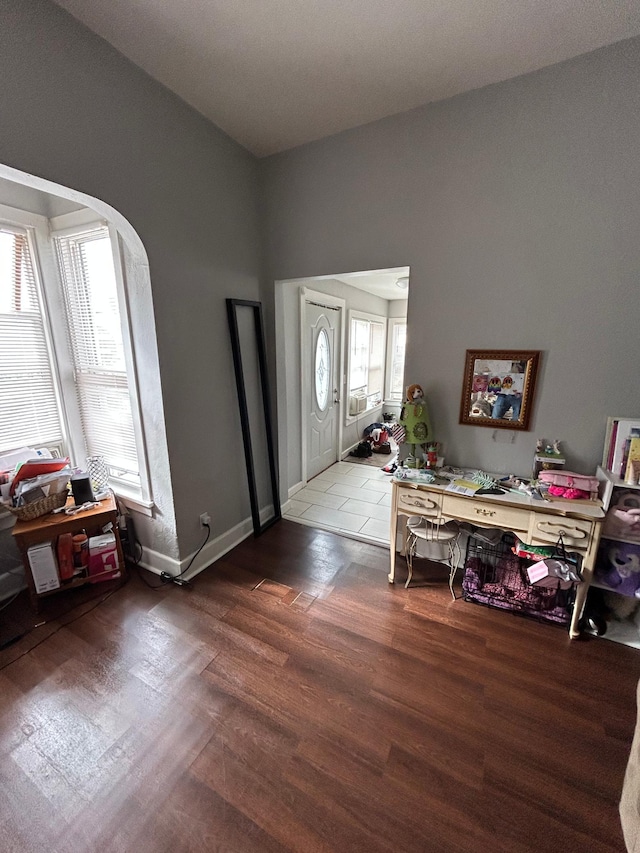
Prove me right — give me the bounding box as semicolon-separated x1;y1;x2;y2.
405;515;462;598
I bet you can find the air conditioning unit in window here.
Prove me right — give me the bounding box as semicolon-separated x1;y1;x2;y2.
349;393;367;416
366;393;382;409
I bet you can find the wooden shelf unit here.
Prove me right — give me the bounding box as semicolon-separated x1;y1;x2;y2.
12;493;125;611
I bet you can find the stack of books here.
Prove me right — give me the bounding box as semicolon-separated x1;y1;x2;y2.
603;417;640;483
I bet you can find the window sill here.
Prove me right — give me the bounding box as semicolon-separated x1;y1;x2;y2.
113;485;154;517
345;402;383;427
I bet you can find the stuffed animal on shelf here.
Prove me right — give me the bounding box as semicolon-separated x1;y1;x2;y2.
603;490;640;542
595;540;640;597
399;383;432;468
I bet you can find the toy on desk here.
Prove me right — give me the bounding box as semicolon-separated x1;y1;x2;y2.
425;443;439;470
393;464;435;483
533;438;566;478
499;474;538;497
399;383;433;468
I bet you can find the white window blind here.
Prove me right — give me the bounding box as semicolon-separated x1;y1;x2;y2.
0;228;63;453
388;322;406;400
54;227;139;485
368;321;385;399
349;318;370;392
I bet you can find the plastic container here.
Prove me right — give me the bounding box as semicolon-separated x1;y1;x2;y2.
72;532;89;571
57;532;75;581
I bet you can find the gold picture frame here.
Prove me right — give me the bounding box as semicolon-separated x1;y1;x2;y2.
459;349;540;431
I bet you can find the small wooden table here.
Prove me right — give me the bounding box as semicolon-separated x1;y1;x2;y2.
12;493;125;611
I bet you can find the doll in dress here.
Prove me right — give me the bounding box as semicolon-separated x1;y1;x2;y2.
399;383;432;468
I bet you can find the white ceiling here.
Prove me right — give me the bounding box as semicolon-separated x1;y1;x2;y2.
333;268;410;301
53;0;640;157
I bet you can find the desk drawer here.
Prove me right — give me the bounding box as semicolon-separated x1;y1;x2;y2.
442;494;529;534
528;514;592;550
397;487;441;517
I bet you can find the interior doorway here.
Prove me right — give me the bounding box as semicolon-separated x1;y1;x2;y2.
275;266;409;545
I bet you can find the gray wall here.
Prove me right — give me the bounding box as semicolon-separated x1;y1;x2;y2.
0;0;263;559
262;36;640;478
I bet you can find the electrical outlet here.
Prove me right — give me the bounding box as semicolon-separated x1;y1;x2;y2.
199;512;211;528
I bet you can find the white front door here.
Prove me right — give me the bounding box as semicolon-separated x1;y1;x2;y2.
305;300;340;480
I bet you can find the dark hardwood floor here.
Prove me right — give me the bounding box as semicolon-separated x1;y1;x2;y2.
1;518;640;852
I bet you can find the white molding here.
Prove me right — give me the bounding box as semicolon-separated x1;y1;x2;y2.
138;514;256;580
116;490;154;517
135;545;182;577
49;209;106;234
0;202;47;230
109;226;153;505
288;481;304;498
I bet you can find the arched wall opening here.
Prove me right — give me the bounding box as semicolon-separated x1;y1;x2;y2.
0;162;179;569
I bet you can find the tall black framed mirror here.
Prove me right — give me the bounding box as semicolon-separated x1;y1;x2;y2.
226;299;281;536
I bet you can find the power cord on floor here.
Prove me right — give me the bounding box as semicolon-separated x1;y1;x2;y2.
160;522;210;587
126;518;211;590
0;581;126;668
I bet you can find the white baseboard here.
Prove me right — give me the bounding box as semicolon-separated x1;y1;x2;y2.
137;513;267;581
281;498;292;515
288;481;305;499
342;442;360;460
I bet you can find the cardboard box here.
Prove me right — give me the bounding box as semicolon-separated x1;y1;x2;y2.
88;532;120;582
27;542;60;594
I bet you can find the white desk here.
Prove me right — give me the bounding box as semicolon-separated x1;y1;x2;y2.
389;477;604;639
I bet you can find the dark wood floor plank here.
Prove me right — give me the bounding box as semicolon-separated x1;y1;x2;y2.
190;734;335;853
132;771;293;853
204;647;393;766
0;518;639;852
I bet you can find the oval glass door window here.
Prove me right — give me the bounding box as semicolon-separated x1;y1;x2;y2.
315;328;330;411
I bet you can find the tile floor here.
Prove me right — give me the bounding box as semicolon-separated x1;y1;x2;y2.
283;459;393;546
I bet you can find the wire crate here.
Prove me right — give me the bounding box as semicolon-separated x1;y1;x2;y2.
462;531;577;626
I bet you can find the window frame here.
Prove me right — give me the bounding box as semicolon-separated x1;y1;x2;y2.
385;317;407;402
345;309;387;425
0;202;152;513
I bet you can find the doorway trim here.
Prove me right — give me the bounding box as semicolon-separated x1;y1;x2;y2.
300;287;346;485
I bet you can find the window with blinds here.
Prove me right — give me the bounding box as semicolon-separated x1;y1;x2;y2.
0;227;63;453
54;227;140;487
386;320;407;401
347;313;386;413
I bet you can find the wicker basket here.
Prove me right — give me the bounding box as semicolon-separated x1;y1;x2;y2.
5;489;69;522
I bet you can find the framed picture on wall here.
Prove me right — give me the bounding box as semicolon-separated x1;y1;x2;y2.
459;349;540;431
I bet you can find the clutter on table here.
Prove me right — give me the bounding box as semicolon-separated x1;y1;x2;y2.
0;446;110;521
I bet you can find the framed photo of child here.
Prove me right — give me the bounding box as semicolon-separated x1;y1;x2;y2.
459;349;540;431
